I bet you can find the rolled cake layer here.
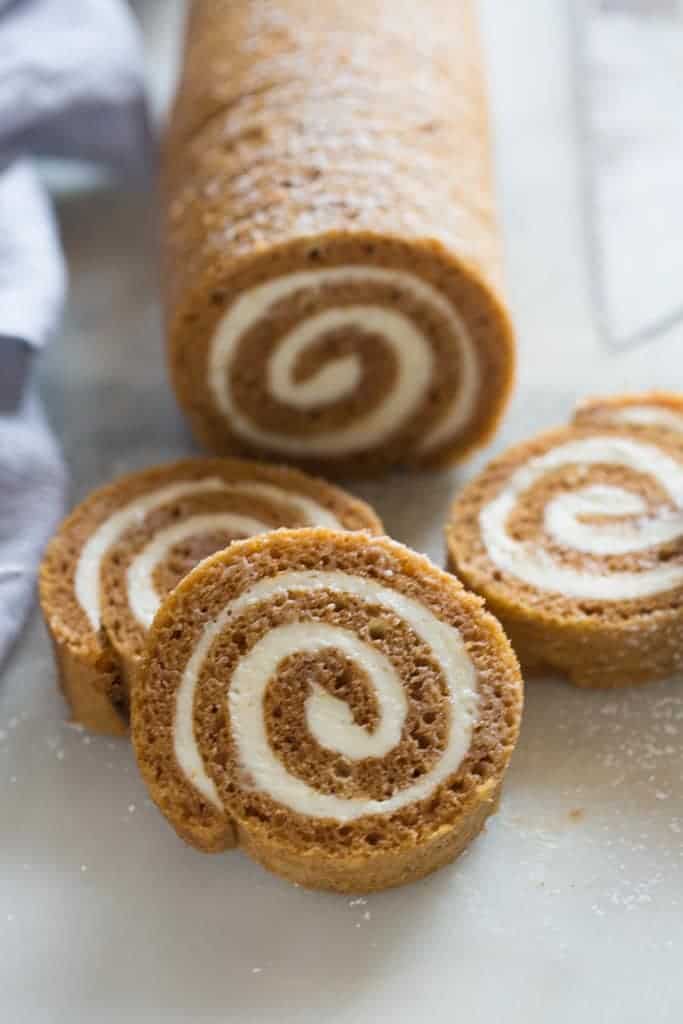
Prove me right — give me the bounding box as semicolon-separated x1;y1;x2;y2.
574;391;683;436
39;458;381;734
132;529;522;892
163;0;515;475
446;424;683;688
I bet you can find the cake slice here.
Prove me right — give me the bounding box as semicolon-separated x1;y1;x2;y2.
39;458;381;733
447;423;683;687
132;528;523;891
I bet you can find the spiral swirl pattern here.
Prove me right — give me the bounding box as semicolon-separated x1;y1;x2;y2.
480;435;683;601
165;0;516;472
134;530;523;888
40;458;380;735
76;476;341;630
208;266;479;459
175;568;479;817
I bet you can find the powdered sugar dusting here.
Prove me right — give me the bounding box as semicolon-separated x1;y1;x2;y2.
499;676;683;924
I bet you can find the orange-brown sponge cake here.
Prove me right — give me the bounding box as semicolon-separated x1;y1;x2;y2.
39;458;381;734
132;529;523;892
163;0;515;475
447;423;683;688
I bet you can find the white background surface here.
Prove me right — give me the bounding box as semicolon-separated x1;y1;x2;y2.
2;1;682;1021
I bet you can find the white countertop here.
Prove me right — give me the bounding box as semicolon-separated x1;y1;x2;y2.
1;2;681;1021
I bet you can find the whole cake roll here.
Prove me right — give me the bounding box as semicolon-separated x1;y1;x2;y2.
132;529;523;891
446;424;683;688
39;458;381;734
574;391;683;436
163;0;515;475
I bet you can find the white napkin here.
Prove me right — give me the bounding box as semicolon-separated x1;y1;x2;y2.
0;0;150;666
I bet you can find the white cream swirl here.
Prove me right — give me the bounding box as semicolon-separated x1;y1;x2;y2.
127;512;270;629
480;436;683;600
75;477;341;630
208;266;478;456
590;403;683;435
174;570;479;820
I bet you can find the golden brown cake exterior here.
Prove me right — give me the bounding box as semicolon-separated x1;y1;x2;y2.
162;0;515;476
446;424;683;688
132;529;523;892
238;778;501;892
39;458;381;735
45;622;127;736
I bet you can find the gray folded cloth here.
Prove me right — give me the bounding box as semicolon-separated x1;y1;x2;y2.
0;0;150;667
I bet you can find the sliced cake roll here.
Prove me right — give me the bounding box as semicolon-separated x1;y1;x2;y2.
447;424;683;688
132;529;523;892
574;391;683;436
163;0;515;475
39;459;381;734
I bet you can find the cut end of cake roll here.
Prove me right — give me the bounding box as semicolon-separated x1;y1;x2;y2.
39;458;382;735
573;391;683;437
132;528;523;892
446;423;683;689
167;234;515;476
163;0;516;476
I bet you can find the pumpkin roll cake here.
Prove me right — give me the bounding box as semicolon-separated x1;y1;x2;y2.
574;391;683;436
162;0;515;475
39;458;380;734
447;424;683;688
132;529;522;892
